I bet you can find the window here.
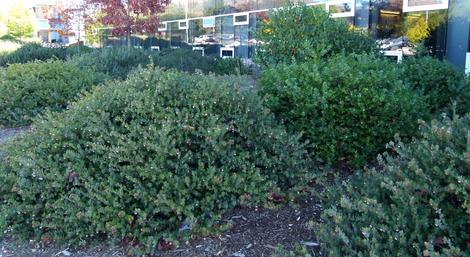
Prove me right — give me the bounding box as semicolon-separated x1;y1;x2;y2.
179;20;188;29
325;0;355;18
220;47;234;58
403;0;449;12
382;50;404;63
466;53;470;75
234;13;249;26
158;22;167;32
193;46;205;56
203;17;215;28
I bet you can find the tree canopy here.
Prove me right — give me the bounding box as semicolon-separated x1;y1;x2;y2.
1;0;36;39
84;0;170;37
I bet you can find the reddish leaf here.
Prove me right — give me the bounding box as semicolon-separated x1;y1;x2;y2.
40;235;53;246
121;236;139;247
434;236;444;249
416;189;428;197
268;192;285;203
67;171;78;183
157;238;174;251
84;0;170;36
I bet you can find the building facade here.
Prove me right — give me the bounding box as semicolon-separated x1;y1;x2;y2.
103;0;470;69
31;0;85;45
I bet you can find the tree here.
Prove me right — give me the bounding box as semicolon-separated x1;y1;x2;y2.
405;15;430;44
5;0;36;39
84;0;170;46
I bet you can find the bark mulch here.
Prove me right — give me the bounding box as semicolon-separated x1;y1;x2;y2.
0;195;323;257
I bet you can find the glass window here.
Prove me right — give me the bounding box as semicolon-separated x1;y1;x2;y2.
215;15;234;47
403;0;448;12
160;0;186;21
369;0;448;59
168;21;188;47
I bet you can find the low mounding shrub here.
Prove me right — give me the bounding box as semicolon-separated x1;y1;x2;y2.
157;48;250;75
0;67;315;253
213;57;251;75
0;60;108;127
318;114;470;256
401;56;470;114
154;48;214;74
259;54;428;166
255;3;377;66
69;48;249;79
68;47;157;79
0;43;88;67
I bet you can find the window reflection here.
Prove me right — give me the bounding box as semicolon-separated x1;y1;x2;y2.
102;0;451;60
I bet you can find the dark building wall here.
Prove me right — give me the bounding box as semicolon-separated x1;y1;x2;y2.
446;0;470;69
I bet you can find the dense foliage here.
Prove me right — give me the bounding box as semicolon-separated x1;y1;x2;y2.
0;60;107;127
69;48;250;79
259;54;428;166
0;43;88;67
318;114;470;256
255;3;377;66
0;67;315;253
68;47;157;79
157;48;250;75
401;56;470;114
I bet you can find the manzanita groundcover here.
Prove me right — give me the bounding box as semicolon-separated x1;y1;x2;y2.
0;67;317;254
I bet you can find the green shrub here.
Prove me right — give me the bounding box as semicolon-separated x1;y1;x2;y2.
318;114;470;256
157;48;249;75
259;54;429;166
0;43;87;66
68;48;249;79
156;48;213;74
255;3;377;66
0;60;108;127
0;67;315;254
401;56;470;114
213;57;250;75
68;47;157;79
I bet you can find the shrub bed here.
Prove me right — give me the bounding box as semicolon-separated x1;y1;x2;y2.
0;43;88;67
400;56;470;114
0;67;315;253
259;54;429;166
318;114;470;256
0;60;108;127
255;3;377;66
68;47;158;79
69;47;250;79
156;48;250;75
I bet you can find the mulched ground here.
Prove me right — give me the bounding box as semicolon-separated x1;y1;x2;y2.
0;194;323;257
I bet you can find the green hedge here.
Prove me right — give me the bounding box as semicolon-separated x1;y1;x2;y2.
157;48;250;75
0;60;108;127
259;54;429;166
255;3;377;66
68;47;157;79
318;114;470;256
401;56;470;114
68;47;250;79
0;43;89;67
0;67;315;253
